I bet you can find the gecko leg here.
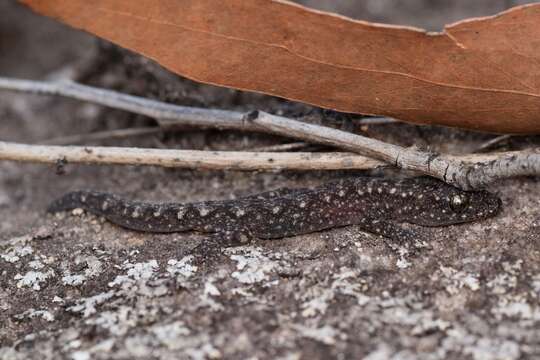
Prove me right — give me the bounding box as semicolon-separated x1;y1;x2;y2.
191;228;254;258
358;219;428;254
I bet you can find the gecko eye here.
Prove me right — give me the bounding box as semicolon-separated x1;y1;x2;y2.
450;194;469;213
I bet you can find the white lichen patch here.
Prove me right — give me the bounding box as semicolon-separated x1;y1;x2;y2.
396;257;412;269
363;344;394;360
436;266;480;294
28;259;44;269
71;351;91;360
301;269;369;317
199;279;224;312
108;260;169;298
204;280;221;297
301;290;333;317
492;301;540;321
81;255;104;278
62;274;87;287
167;256;198;279
67;291;115;317
487;273;517;295
291;324;342;346
15;308;55;322
532;273;540;294
185;342;221;360
411;317;451;336
151;321;191;350
14;270;54;291
226;247;280;285
331;269;370;305
86;306;145;336
108;260;159;288
1;245;33;263
463;338;521;360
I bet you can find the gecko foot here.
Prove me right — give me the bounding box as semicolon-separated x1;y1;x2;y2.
191;229;254;260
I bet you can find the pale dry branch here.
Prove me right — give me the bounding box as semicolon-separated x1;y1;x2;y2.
1;77;539;189
0;141;383;170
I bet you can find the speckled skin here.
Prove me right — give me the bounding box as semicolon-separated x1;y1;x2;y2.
48;177;501;243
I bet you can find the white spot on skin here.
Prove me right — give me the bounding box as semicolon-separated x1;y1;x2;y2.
452;195;465;206
177;208;187;220
198;207;211;217
132;206;141;218
235;209;246;217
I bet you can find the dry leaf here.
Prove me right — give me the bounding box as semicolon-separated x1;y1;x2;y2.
19;0;540;134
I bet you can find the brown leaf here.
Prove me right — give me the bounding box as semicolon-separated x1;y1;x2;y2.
19;0;540;133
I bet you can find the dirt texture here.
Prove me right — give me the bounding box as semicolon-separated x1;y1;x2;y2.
1;1;539;359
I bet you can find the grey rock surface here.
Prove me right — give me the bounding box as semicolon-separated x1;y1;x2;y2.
1;1;539;359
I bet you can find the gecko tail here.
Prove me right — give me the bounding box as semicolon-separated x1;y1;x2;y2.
47;191;107;214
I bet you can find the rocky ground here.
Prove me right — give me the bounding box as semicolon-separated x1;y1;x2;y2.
1;1;539;359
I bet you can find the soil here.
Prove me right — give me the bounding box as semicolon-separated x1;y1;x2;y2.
1;1;539;359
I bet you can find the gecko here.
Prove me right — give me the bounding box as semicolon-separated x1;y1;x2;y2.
47;177;501;245
48;177;501;243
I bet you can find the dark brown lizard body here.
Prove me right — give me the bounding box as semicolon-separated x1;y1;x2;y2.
48;177;501;243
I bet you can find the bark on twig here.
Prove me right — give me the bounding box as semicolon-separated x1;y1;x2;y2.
247;111;540;189
1;77;539;189
0;77;255;132
0;141;383;170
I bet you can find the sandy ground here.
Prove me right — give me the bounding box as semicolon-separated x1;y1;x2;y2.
1;1;539;359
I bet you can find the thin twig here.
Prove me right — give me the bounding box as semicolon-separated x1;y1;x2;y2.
472;135;513;153
250;142;311;152
42;127;161;145
0;77;254;132
1;77;539;189
355;117;398;125
0;141;383;170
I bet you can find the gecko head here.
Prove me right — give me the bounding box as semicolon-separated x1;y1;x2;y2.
399;177;502;227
